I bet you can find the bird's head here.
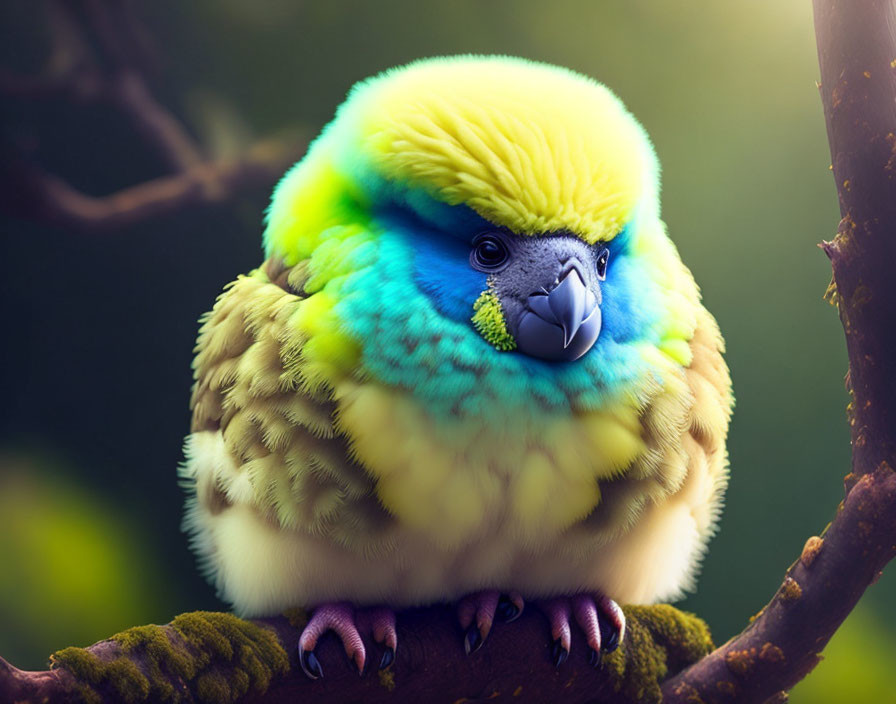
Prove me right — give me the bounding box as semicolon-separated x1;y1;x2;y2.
264;56;693;415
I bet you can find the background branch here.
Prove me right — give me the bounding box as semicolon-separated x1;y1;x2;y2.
0;0;304;230
0;137;303;231
80;0;204;170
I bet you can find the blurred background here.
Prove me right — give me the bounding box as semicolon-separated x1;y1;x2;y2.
0;1;892;700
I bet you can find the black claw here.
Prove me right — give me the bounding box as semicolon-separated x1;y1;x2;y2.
379;647;395;670
496;596;521;622
589;647;602;668
551;638;569;667
300;648;323;679
599;617;620;653
464;625;483;654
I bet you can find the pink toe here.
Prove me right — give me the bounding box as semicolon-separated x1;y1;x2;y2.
597;594;626;643
457;595;477;630
300;602;366;674
572;594;601;652
475;590;500;638
508;591;525;615
457;589;501;637
368;607;398;651
542;598;572;651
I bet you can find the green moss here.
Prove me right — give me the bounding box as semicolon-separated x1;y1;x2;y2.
112;623;194;700
601;605;714;704
51;646;104;682
50;611;289;704
196;670;230;702
51;646;151;704
49;606;707;704
104;659;152;701
378;668;396;691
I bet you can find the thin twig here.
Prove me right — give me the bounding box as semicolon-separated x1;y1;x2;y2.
108;68;205;171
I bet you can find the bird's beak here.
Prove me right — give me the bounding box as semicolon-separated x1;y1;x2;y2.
550;266;591;347
516;259;601;362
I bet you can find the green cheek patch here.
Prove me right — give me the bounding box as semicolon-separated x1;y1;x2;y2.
472;289;516;352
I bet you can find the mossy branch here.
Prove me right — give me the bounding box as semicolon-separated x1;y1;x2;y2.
0;605;712;704
661;2;896;701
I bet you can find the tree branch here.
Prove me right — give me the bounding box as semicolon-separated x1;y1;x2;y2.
80;0;204;170
0;137;303;231
815;0;896;476
661;465;896;703
0;0;303;229
661;1;896;701
0;606;713;704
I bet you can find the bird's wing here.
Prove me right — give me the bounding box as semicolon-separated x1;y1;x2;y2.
184;258;392;555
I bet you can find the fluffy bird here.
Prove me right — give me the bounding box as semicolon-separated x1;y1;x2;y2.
180;56;733;678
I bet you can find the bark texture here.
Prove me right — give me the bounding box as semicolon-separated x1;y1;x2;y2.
816;0;896;476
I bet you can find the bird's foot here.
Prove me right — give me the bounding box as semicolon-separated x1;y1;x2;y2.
539;593;625;667
298;602;397;679
457;590;525;653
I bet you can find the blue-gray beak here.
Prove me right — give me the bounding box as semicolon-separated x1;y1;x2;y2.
516;259;601;362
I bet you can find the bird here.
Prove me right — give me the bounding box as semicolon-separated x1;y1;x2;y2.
179;55;733;679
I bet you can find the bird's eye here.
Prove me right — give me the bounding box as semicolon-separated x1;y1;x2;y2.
470;234;510;272
596;248;610;280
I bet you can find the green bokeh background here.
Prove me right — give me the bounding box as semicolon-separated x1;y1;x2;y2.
0;1;893;700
